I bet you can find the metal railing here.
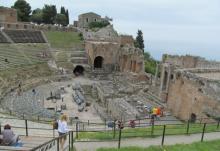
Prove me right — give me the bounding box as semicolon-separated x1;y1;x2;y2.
0;116;219;150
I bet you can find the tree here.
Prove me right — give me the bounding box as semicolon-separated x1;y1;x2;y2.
89;21;110;29
55;14;67;26
60;6;65;15
65;10;69;25
12;0;31;22
42;4;57;24
135;30;145;53
31;8;43;24
60;6;69;26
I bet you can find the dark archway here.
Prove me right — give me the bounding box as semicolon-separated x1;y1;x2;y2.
73;65;84;76
94;56;103;68
190;113;197;123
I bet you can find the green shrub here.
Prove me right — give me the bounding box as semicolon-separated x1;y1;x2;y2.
89;21;110;29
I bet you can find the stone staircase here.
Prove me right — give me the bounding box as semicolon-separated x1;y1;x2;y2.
70;48;92;73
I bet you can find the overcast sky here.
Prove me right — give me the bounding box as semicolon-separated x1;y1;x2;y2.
1;0;220;61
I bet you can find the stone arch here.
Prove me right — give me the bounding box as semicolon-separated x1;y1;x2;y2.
94;56;104;68
73;65;85;76
162;71;168;90
190;113;197;123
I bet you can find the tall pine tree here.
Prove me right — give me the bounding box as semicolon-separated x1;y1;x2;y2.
135;30;145;53
65;10;69;25
60;6;69;26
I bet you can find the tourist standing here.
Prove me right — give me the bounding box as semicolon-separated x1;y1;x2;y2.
58;114;69;151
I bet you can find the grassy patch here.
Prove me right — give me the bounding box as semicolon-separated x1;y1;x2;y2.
77;123;219;140
44;31;83;48
97;139;220;151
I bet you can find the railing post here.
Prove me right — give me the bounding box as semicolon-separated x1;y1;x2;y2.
53;128;55;138
88;120;89;126
151;120;154;136
161;125;166;146
37;116;40;122
0;123;1;134
201;123;206;142
118;128;122;149
69;132;71;151
25;119;28;136
76;122;78;139
113;120;116;139
57;137;59;151
217;121;220;129
71;131;74;149
186;120;190;134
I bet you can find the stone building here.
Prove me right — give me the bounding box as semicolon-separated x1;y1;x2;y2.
160;54;220;121
0;7;17;23
75;12;109;28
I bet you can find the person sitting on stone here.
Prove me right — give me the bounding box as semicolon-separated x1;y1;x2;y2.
2;124;20;146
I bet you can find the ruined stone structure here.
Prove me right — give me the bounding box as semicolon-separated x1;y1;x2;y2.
0;7;17;23
75;12;109;28
85;25;144;74
160;54;220;121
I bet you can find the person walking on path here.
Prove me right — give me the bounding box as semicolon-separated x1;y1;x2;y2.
58;114;69;151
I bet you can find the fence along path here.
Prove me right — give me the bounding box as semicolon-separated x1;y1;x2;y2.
74;131;220;151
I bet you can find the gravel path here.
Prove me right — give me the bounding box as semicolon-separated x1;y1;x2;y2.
74;132;220;151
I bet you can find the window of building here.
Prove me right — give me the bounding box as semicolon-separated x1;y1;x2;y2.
94;18;97;22
86;18;89;22
10;13;13;17
7;24;10;28
16;24;19;29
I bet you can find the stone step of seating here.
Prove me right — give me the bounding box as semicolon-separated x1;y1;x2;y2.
3;30;46;43
0;32;9;43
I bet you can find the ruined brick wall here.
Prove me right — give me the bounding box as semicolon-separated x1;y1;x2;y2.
85;41;120;71
167;69;220;120
162;54;220;69
0;22;78;31
162;54;198;68
119;35;134;47
118;46;144;73
196;59;220;69
0;8;17;23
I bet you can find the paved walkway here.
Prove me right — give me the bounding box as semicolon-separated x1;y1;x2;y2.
74;132;220;151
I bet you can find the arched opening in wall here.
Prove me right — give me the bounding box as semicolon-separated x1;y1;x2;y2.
162;71;168;90
132;61;136;72
73;65;84;76
190;113;197;123
94;56;103;69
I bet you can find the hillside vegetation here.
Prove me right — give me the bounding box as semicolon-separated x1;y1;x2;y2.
44;31;83;48
144;52;157;75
